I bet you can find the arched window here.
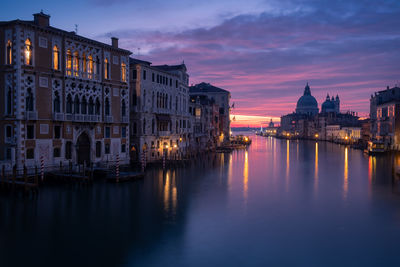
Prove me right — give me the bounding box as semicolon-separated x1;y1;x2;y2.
176;121;178;133
81;96;87;115
53;45;59;70
143;119;146;134
95;98;100;115
6;87;12;115
66;50;72;76
82;53;87;74
105;98;110;116
121;100;126;117
104;58;109;79
53;91;60;113
121;62;126;82
24;39;32;65
88;55;93;79
152;92;155;108
74;95;80;114
96;56;100;76
66;94;72;113
88;97;94;115
73;51;79;77
6;40;12;65
26;88;34;111
157;92;159;108
152;118;155;134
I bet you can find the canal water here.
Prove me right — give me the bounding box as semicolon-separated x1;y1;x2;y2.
1;133;400;266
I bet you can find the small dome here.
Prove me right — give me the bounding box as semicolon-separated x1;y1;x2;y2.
321;99;335;110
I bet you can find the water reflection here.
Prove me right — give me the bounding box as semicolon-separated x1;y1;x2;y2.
2;135;400;267
344;147;349;199
314;142;319;193
286;139;290;191
243;150;249;202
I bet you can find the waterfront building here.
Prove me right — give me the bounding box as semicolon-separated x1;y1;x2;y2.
280;83;359;140
0;12;131;170
326;125;361;142
189;83;231;143
129;58;191;162
370;86;400;149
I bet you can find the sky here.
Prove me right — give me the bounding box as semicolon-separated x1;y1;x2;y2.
3;0;400;127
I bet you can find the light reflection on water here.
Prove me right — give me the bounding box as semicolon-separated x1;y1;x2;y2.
1;133;400;266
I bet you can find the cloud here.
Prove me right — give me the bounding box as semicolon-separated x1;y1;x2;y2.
99;0;400;122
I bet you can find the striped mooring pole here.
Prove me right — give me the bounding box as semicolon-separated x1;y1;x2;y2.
116;154;120;183
40;156;44;181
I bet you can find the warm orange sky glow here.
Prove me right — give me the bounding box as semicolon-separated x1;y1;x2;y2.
230;114;280;128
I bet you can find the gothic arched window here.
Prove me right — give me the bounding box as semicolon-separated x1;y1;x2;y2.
53;91;60;113
121;100;126;117
152;118;155;134
88;97;94;115
73;51;79;77
81;96;87;115
53;45;59;70
121;62;126;82
95;98;100;115
104;58;109;79
6;87;12;115
6;40;12;65
105;98;110;116
88;55;93;79
66;50;72;76
66;94;72;113
24;39;32;65
74;95;80;114
26;88;34;111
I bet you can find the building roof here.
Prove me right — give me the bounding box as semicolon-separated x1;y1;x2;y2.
153;64;187;72
129;57;152;66
189;82;230;94
0;14;131;54
296;83;318;114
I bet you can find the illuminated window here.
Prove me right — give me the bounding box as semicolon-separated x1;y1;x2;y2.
121;62;126;82
6;40;12;65
73;51;79;77
83;53;87;74
66;50;72;76
24;39;32;65
53;45;59;70
88;55;93;79
104;58;109;79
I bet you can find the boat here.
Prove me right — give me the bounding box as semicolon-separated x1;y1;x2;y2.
365;140;387;155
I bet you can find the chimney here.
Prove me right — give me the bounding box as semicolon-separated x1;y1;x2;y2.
111;37;119;48
33;11;50;27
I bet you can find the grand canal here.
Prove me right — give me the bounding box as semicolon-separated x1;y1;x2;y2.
1;133;400;266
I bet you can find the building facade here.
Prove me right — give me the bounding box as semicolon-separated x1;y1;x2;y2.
189;82;231;143
129;58;191;162
0;12;131;170
370;86;400;149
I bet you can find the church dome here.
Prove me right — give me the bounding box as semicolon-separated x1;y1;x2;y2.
296;83;318;115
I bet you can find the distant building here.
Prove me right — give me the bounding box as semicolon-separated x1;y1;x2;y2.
189;83;231;143
321;94;340;114
0;12;131;170
129;58;191;162
370;86;400;149
280;83;359;140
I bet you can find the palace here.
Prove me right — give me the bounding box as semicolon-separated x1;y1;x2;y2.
0;12;131;169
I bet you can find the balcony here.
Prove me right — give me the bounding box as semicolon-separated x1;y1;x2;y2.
64;114;101;123
105;116;113;123
25;111;37;120
53;113;65;121
121;116;129;123
90;115;100;122
65;114;73;121
158;131;171;137
5;137;15;144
